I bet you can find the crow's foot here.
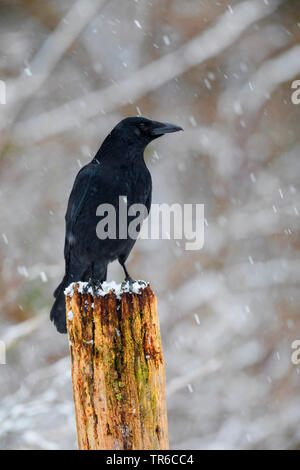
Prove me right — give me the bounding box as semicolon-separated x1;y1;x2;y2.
86;277;101;295
121;276;136;293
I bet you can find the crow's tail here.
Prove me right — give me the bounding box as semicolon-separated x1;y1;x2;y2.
50;264;107;334
50;273;73;334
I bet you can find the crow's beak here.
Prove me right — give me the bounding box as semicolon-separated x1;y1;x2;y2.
150;121;183;136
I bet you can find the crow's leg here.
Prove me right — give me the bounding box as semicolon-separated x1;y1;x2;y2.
86;263;101;294
121;262;134;282
119;256;135;291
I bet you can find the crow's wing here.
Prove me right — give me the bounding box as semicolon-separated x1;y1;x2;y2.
64;163;98;270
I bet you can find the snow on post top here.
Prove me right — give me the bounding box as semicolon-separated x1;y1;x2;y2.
64;280;148;299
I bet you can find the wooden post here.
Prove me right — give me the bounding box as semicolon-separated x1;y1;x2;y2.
65;281;169;450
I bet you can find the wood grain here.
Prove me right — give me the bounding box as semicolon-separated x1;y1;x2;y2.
66;283;169;450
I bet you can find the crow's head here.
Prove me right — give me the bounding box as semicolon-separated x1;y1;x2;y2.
111;116;183;147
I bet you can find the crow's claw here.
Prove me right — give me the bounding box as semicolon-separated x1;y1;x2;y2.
86;277;101;295
121;276;135;293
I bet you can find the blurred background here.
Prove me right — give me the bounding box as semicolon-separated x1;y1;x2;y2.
0;0;300;450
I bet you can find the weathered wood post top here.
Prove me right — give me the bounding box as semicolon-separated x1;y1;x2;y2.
65;280;169;450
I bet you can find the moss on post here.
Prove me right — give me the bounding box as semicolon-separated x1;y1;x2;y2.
65;282;169;450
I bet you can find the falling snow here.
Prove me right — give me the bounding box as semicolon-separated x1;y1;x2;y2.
1;0;299;452
134;20;142;29
163;35;170;46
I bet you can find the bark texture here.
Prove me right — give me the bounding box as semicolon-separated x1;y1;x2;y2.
65;283;169;450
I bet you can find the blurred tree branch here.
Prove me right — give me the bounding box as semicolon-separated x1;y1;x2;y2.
238;45;300;115
3;313;47;351
0;0;108;153
167;359;222;397
11;0;281;145
9;0;108;105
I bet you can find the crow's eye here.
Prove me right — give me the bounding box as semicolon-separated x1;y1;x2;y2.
139;123;149;134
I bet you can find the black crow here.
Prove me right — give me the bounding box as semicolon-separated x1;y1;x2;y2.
50;116;183;333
